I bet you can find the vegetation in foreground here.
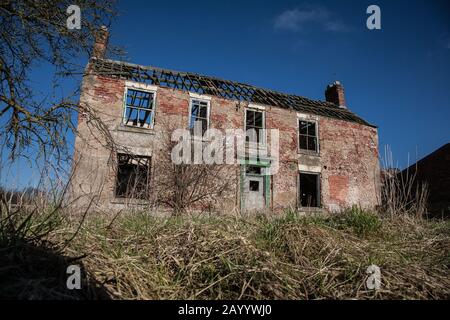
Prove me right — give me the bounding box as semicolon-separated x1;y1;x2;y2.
1;206;449;300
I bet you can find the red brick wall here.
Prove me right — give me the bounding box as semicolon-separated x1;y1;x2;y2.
329;175;349;205
320;118;380;211
71;72;380;214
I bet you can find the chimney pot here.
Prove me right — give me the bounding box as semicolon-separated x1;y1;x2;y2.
325;80;346;109
92;26;109;59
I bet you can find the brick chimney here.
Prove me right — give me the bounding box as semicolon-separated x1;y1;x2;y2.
325;81;346;109
92;26;109;59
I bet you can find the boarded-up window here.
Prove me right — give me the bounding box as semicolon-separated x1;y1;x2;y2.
115;154;151;199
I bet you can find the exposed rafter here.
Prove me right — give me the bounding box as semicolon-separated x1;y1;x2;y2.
89;58;375;127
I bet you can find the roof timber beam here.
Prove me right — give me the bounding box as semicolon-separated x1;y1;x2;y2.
89;58;373;127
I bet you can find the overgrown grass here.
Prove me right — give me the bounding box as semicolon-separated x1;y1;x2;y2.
66;210;449;299
1;207;449;299
328;206;382;237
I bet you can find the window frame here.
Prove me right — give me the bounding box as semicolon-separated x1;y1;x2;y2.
298;171;321;208
298;117;319;154
188;97;211;137
122;83;157;130
244;107;266;147
114;153;152;200
239;160;271;211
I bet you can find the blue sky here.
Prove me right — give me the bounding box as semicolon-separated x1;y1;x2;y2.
115;0;450;166
1;0;450;188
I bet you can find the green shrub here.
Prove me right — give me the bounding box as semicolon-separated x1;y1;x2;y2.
334;206;382;237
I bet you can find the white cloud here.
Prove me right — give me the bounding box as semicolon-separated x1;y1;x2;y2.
274;6;350;33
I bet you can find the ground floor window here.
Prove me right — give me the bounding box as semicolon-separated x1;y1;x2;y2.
299;172;320;207
115;154;151;199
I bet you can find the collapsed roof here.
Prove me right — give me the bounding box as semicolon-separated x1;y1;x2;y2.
90;58;375;127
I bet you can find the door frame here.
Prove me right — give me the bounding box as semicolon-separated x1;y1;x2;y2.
239;159;271;211
298;171;322;209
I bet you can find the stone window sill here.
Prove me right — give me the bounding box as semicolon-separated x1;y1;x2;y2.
117;124;156;135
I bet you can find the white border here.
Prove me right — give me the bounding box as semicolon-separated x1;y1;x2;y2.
189;92;212;101
298;164;321;173
248;103;266;111
125;80;158;92
297;112;318;121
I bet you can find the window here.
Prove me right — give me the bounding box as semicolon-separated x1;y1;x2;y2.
246;165;262;175
189;99;209;136
245;109;264;144
123;88;155;129
299;120;318;152
115;154;151;199
249;180;260;192
299;172;320;207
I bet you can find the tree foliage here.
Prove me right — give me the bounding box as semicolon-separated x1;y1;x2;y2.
0;0;121;160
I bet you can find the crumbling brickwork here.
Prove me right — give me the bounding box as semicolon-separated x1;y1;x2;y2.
71;60;380;214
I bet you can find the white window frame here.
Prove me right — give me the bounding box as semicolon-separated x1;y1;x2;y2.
244;107;266;148
188;97;211;137
122;82;158;130
297;114;319;154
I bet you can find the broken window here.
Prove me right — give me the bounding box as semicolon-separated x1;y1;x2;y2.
189;99;209;136
299;172;320;207
299;120;318;152
123;88;155;129
246;109;264;144
249;180;260;192
246;165;262;175
115;154;151;199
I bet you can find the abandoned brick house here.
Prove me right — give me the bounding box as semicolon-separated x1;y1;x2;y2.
70;28;381;214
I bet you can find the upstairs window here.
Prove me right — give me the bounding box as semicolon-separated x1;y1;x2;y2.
299;120;318;152
115;154;151;199
189;99;210;136
123;88;155;129
245;109;265;144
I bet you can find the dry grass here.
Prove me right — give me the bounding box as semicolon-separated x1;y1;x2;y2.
1;203;449;300
43;209;449;300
